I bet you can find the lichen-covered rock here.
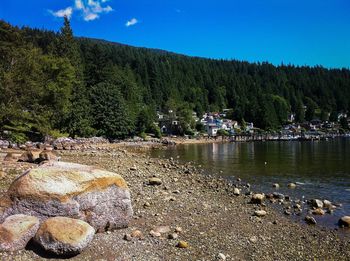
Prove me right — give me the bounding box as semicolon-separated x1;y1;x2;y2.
0;214;40;251
34;217;95;255
1;161;133;231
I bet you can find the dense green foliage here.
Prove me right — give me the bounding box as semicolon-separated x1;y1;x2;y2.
0;19;349;141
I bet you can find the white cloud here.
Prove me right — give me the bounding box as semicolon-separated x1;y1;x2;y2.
75;0;84;10
84;12;99;21
126;18;138;27
50;7;73;19
50;0;113;21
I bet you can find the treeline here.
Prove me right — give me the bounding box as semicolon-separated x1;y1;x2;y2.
0;19;349;142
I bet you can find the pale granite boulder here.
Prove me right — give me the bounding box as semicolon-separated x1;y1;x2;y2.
1;161;133;231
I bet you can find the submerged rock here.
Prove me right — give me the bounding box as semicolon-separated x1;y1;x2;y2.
34;217;95;256
0;161;133;231
0;214;40;251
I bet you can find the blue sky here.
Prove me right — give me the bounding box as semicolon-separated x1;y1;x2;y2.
1;0;349;68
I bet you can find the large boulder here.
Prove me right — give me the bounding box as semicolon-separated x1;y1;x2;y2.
34;217;95;256
1;161;133;231
0;214;40;251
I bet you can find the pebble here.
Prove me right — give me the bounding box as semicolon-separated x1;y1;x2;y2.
130;230;143;239
149;230;161;237
249;236;258;243
217;253;226;260
177;241;189;248
233;188;240;196
284;210;291;215
148;177;162;186
272;192;285;199
175;227;183;233
305;216;317;225
272;183;280;188
154;225;171;234
123;234;132;241
254;210;267;217
168;233;178;240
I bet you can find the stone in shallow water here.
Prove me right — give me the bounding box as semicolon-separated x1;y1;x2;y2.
311;199;324;209
0;161;133;231
312;208;325;216
305;216;317;225
34;217;95;256
338;216;350;227
287;183;296;189
0;214;40;251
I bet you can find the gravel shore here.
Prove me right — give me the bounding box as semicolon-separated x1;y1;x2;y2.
0;146;349;260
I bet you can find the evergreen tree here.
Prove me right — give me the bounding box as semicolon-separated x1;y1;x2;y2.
90;82;134;139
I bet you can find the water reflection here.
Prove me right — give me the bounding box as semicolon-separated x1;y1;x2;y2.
150;138;350;222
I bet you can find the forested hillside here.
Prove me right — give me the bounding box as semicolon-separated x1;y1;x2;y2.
0;18;349;142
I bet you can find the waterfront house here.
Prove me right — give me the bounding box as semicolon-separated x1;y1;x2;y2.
206;123;219;136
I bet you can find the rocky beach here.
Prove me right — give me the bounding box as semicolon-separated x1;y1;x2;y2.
0;143;349;260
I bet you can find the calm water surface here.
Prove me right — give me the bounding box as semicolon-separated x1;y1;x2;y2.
150;138;350;227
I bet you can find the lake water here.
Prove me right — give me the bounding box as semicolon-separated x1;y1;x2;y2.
150;138;350;228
